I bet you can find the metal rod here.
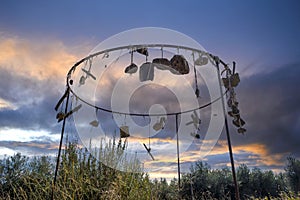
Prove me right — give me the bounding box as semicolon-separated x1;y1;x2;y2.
68;86;226;117
216;61;240;200
52;87;70;200
175;114;181;196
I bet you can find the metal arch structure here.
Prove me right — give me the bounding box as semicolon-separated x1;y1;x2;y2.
52;43;246;200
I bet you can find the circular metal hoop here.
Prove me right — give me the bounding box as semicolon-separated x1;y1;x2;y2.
66;43;224;117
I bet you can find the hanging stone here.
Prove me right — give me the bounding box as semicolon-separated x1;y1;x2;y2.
191;132;200;139
136;48;149;56
152;58;171;70
195;88;200;98
89;120;99;127
120;126;130;138
195;56;208;66
139;62;154;82
56;112;65;122
153;117;166;131
170;55;190;75
238;127;246;134
231;73;240;87
222;73;240;88
125;63;138;74
79;75;86;85
232;117;245;127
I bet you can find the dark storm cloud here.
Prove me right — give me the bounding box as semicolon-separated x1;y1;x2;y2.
230;63;300;160
0;67;63;133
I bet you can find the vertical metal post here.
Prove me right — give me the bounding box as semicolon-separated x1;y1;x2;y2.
175;114;181;195
216;62;240;200
52;87;70;200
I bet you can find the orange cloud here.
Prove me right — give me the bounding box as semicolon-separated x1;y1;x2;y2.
0;36;86;82
209;140;287;167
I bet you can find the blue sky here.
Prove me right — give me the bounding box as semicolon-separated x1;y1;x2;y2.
0;0;300;178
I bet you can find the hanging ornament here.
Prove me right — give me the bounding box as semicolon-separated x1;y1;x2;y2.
82;68;96;80
153;117;166;131
232;117;245;128
186;110;201;130
194;53;208;66
192;52;200;98
125;63;138;74
56;112;65;122
139;62;154;82
170;55;189;75
152;58;172;70
120;125;130;138
191;132;200;139
102;52;109;59
65;104;82;119
238;127;246;134
152;47;172;70
79;75;86;85
125;50;138;75
143;143;155;160
89;120;99;127
136;47;149;56
222;73;240;88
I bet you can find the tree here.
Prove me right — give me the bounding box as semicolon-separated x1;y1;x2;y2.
285;156;300;194
250;167;264;198
209;167;233;199
237;164;251;198
261;170;277;198
180;161;212;199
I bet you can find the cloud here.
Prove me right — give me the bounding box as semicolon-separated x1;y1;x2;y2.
0;36;80;80
0;35;89;131
0;128;60;142
0;33;299;182
233;63;300;158
0;140;59;156
0;97;17;110
206;140;287;169
0;35;90;157
0;69;61;131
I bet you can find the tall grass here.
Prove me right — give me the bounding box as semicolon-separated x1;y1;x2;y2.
0;137;299;199
0;138;154;200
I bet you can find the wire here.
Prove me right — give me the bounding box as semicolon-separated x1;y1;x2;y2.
148;118;151;149
68;86;227;117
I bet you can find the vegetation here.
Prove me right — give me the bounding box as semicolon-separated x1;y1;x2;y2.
0;139;299;199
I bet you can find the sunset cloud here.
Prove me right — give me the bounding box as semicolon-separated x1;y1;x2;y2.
0;36;80;81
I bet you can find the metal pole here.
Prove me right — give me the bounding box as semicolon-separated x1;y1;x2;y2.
175;114;181;196
216;62;240;200
52;87;70;200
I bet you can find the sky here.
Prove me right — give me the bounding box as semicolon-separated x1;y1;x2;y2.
0;0;300;180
